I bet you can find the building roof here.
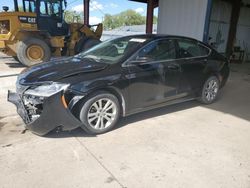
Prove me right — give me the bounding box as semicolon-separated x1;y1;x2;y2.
129;0;158;4
101;24;157;41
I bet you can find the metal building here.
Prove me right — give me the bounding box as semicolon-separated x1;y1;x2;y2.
132;0;250;61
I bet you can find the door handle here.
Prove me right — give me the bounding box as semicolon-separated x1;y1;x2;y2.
167;63;180;70
203;59;208;63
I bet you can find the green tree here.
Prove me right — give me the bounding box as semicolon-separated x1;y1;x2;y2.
153;15;158;24
64;10;83;23
103;14;113;30
103;9;149;30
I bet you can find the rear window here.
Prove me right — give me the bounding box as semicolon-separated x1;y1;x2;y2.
177;39;210;58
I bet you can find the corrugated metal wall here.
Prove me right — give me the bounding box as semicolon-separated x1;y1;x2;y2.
236;6;250;60
157;0;208;41
208;0;232;53
209;0;250;59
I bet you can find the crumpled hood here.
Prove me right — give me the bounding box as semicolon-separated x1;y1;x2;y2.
18;57;108;85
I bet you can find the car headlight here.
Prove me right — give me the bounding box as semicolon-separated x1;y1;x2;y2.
24;82;69;97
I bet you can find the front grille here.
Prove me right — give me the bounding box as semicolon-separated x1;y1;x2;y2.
0;20;10;34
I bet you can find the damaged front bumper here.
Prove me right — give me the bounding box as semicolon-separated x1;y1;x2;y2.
7;91;82;136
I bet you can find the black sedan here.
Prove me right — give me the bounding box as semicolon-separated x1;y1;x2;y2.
8;35;230;136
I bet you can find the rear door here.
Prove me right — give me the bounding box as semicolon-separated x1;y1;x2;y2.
175;39;211;95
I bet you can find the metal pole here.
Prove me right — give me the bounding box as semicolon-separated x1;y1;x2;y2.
14;0;19;11
146;0;154;34
203;0;213;43
84;0;90;26
22;0;26;12
226;0;241;57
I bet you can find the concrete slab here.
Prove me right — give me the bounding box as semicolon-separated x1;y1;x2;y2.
0;137;122;188
73;90;250;188
0;53;250;188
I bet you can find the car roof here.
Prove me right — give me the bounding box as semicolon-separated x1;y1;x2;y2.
126;34;201;42
124;34;211;48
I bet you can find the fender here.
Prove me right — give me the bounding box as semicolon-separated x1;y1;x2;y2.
68;74;129;117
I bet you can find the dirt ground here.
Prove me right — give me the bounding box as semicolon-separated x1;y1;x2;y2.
0;52;250;188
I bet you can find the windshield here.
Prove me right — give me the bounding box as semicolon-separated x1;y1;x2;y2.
76;36;151;64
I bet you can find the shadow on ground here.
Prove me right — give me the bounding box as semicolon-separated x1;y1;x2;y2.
203;63;250;122
1;56;25;68
46;64;250;138
46;100;199;138
5;62;25;68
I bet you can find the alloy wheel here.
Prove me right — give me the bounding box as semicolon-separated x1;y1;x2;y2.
87;98;117;130
204;79;219;102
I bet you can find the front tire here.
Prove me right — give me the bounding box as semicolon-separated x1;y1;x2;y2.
79;92;120;134
17;37;51;67
199;76;220;104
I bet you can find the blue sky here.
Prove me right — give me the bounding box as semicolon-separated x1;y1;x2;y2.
0;0;158;24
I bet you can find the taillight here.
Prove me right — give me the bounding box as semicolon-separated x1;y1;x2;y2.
0;20;10;34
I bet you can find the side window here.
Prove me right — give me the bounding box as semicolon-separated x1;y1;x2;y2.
51;2;61;17
40;1;48;15
24;1;29;12
17;0;24;11
30;1;36;12
177;39;210;58
136;39;176;62
39;0;61;18
24;0;36;12
198;44;210;56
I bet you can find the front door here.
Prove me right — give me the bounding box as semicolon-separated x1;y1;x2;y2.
125;38;182;113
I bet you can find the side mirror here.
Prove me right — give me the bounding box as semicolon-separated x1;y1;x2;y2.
129;56;151;64
2;6;9;12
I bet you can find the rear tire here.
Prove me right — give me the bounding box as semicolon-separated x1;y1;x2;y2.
17;37;51;67
198;76;220;104
78;92;120;134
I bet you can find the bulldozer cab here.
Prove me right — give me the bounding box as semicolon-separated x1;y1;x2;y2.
36;0;69;36
12;0;68;36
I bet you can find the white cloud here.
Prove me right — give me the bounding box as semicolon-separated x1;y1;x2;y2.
89;16;102;24
110;3;118;8
90;1;104;11
72;4;83;12
72;1;103;12
135;7;144;14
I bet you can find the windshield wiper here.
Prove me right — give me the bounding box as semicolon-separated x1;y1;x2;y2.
83;55;101;62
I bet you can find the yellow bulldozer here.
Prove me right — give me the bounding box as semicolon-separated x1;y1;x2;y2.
0;0;103;66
